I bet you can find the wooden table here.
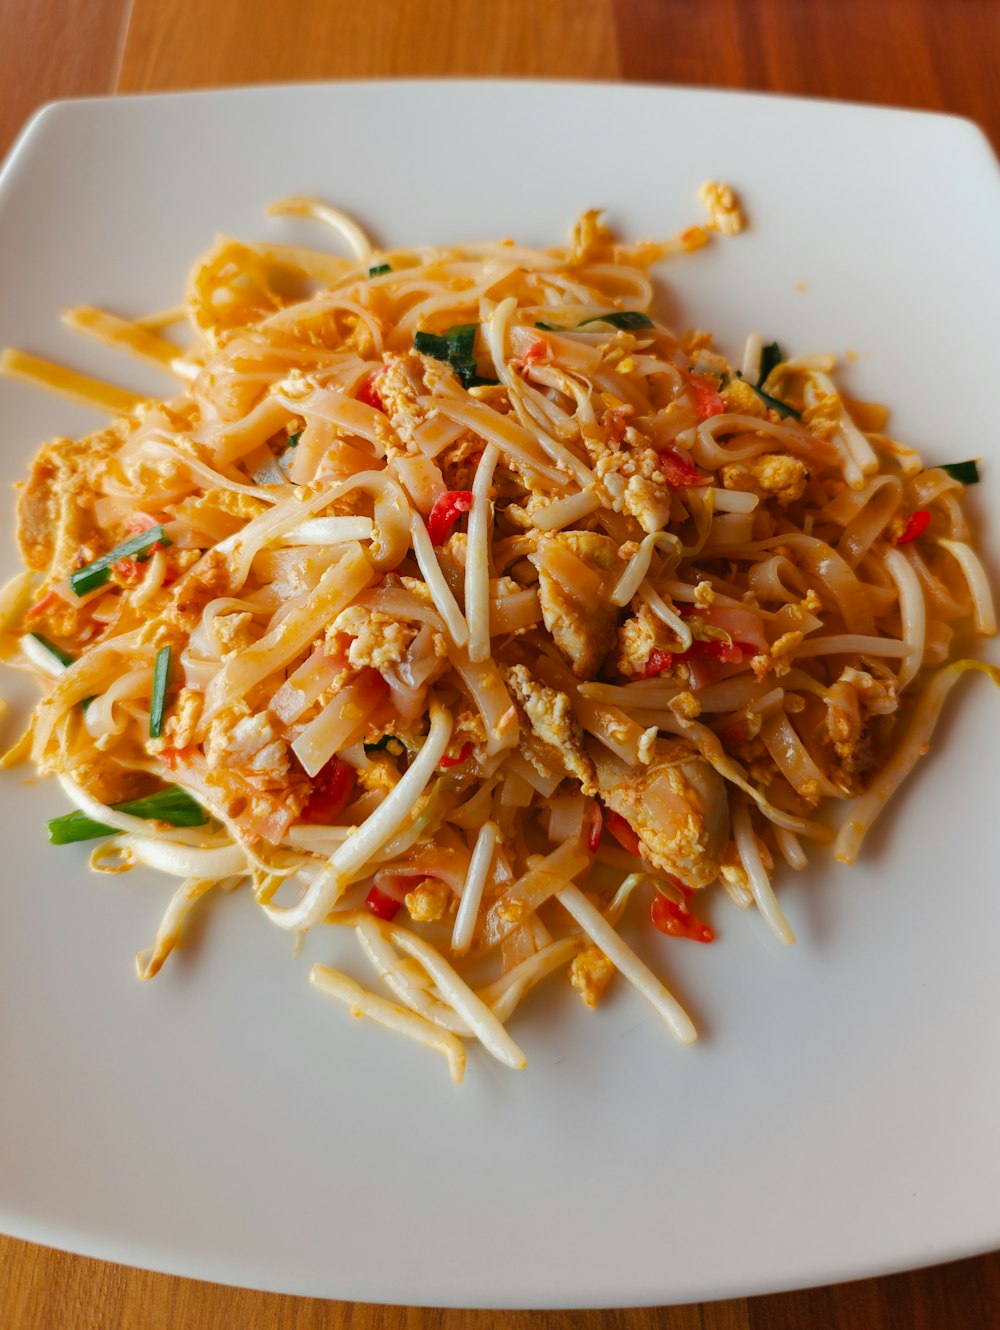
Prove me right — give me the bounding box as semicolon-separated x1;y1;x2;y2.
2;1;999;1325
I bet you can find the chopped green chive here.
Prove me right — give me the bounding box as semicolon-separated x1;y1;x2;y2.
69;525;171;598
28;632;75;668
368;262;392;277
149;644;171;739
536;310;655;332
286;430;302;448
364;735;406;756
27;633;94;709
47;786;208;845
414;324;498;389
936;459;980;485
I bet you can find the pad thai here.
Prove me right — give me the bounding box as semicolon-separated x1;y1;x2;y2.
1;188;996;1082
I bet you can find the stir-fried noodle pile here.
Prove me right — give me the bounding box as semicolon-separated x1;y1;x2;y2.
1;189;996;1081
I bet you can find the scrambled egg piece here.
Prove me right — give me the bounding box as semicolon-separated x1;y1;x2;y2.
568;209;613;265
16;424;123;576
591;739;729;889
376;353;456;451
69;758;150;807
698;181;746;236
404;878;452;923
148;686;203;754
530;531;622;678
569;945;615;1008
503;663;596;795
135;550;232;649
171;487;268;541
623;474;673;534
205;704;290;784
720;376;770;419
613;603;678;678
355;754;400;795
669;690;702;720
721;453;808;507
823;666;898;778
213;611;258;655
592;444;677;534
333;606;411;671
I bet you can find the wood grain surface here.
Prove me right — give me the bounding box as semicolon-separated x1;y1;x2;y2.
2;0;999;1325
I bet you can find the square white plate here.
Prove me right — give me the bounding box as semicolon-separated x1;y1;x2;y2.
1;82;999;1308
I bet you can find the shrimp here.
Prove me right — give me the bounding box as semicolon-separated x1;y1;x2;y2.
591;738;729;889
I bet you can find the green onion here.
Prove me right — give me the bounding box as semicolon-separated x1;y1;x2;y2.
735;341;800;420
536;311;654;332
28;632;75;668
413;324;498;389
47;786;208;845
748;382;801;420
69;525;171;598
364;735;405;756
368;262;392;277
936;459;980;485
757;340;783;386
149;645;171;739
286;430;302;448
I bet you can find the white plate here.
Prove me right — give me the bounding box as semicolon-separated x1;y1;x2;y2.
1;82;999;1308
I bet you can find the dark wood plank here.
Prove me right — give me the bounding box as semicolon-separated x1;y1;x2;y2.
0;1234;751;1330
613;0;1000;150
748;1251;1000;1330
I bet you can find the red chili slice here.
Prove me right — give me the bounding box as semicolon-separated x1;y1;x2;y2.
427;490;474;545
586;801;603;852
24;589;60;623
357;371;386;413
439;741;474;769
650;894;714;943
636;647;674;679
896;509;932;545
657;444;710;487
300;756;357;825
364;885;402;921
604;809;641;857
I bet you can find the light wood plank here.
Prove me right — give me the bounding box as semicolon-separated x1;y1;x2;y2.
117;0;621;90
0;0;131;159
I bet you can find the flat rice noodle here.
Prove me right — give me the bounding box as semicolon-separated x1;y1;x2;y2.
203;543;372;718
478;840;591;951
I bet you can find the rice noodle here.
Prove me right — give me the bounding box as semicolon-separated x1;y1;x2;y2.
465;444;499;662
555;884;696;1043
7;197;996;1085
732;796;795;945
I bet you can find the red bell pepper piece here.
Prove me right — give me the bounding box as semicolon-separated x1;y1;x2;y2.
896;509;931;545
427;490;474;545
300;756;356;825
